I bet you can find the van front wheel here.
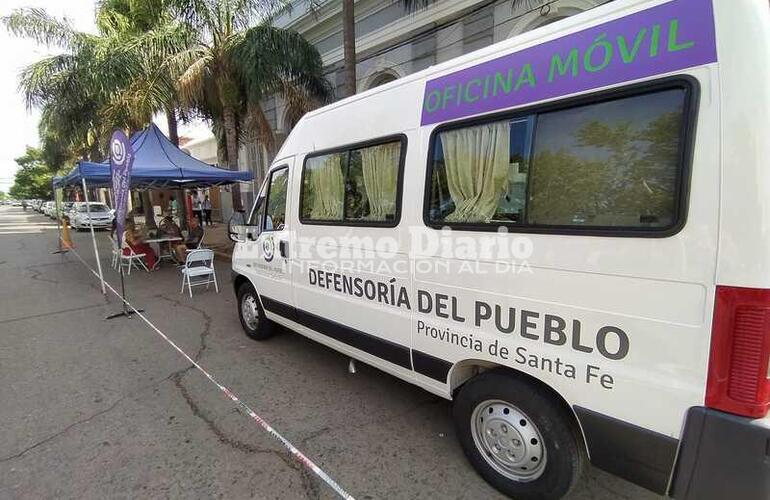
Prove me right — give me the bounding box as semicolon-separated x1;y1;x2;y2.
453;370;585;500
237;282;275;340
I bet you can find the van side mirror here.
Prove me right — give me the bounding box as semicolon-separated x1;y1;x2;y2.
228;211;250;243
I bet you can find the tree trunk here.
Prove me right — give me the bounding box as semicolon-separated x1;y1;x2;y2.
89;139;103;162
166;106;179;146
342;0;357;98
166;106;188;230
141;191;157;229
247;101;276;189
222;106;243;211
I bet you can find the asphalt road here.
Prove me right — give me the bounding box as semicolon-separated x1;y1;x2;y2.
0;206;661;500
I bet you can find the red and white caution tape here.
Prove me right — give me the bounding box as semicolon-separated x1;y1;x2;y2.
66;245;356;500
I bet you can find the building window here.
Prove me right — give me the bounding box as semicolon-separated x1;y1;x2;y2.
369;72;398;89
463;6;494;53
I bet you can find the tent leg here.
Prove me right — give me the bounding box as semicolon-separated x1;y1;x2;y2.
51;179;67;255
82;178;106;295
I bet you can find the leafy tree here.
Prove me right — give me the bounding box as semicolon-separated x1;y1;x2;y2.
96;0;194;228
8;146;55;200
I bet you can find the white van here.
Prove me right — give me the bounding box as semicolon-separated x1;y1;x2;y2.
229;0;770;498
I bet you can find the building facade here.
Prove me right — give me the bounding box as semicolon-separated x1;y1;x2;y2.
190;0;605;217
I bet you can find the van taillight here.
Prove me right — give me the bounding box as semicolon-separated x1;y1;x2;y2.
706;286;770;418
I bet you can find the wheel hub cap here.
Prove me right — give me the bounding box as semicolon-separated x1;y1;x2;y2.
471;400;546;482
241;294;259;329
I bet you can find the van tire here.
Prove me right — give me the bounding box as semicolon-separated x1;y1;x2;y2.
453;370;585;500
236;282;276;341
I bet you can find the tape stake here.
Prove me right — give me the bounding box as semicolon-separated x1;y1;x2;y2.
67;247;356;500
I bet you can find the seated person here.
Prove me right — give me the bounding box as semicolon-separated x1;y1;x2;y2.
157;211;182;258
123;219;158;270
174;217;204;262
158;212;182;238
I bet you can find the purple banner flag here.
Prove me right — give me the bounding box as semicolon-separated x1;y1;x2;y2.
110;130;134;246
420;0;717;126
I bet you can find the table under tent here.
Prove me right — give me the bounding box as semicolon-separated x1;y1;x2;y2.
53;124;253;293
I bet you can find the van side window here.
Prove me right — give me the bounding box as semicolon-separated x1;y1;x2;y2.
427;86;689;233
429;118;533;224
264;167;288;232
302;152;346;221
347;141;401;222
301;137;404;226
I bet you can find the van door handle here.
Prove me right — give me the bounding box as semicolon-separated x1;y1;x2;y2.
279;240;288;258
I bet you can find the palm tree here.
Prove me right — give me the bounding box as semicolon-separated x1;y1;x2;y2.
96;0;194;227
96;0;189;140
4;6;181;153
169;0;331;210
4;8;144;166
5;5;191;229
232;24;331;158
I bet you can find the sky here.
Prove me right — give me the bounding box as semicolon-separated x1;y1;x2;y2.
0;0;211;194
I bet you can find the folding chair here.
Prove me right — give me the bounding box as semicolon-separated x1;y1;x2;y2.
109;235;120;270
179;249;219;297
116;239;149;274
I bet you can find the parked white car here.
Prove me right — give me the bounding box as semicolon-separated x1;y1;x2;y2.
59;201;75;219
42;201;56;217
69;202;114;230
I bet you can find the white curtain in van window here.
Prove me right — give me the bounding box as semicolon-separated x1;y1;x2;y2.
361;142;400;220
309;154;344;219
441;121;510;222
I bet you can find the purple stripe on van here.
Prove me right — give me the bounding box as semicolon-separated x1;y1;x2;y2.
420;0;716;126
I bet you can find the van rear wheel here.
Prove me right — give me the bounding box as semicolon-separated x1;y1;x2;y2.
453;370;585;500
237;282;276;340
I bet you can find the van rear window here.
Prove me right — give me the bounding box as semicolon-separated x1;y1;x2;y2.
426;84;692;234
300;137;405;226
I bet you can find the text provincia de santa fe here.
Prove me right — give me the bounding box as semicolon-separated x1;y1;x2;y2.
308;268;628;389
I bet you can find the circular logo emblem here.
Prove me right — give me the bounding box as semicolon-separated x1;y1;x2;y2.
262;236;275;262
111;138;126;166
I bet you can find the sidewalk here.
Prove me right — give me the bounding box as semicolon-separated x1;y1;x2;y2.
201;223;234;260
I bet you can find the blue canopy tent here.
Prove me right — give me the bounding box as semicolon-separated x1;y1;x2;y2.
53;124;253;293
54;124;253;189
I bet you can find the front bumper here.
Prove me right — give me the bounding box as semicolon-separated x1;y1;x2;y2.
671;407;770;500
80;220;112;227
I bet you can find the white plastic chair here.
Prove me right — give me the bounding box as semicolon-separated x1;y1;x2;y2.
179;249;218;297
